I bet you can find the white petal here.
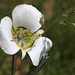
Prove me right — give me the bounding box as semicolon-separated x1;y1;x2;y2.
21;50;26;59
21;48;30;59
12;4;42;32
0;17;20;55
27;37;52;66
0;23;1;47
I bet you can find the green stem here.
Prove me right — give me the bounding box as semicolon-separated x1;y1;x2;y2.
26;71;31;75
11;55;14;75
43;23;54;35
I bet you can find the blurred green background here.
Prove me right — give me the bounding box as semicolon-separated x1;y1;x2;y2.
0;0;75;75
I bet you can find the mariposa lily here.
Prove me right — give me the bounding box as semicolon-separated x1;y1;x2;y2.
0;4;52;66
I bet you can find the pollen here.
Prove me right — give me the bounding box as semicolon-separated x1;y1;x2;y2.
11;26;38;50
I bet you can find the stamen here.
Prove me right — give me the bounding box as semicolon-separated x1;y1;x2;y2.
11;26;38;50
19;33;22;38
22;37;31;40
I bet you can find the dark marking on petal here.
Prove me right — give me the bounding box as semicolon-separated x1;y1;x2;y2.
35;53;48;71
47;41;50;51
39;14;44;26
17;26;27;29
21;42;27;47
43;38;51;52
21;43;24;47
11;40;13;41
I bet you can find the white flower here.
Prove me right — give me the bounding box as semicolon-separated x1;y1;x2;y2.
0;4;52;66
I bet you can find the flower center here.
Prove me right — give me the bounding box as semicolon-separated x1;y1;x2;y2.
12;27;39;50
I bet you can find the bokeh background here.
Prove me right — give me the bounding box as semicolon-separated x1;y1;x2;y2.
0;0;75;75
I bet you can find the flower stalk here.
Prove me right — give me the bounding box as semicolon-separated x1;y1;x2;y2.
12;55;15;75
